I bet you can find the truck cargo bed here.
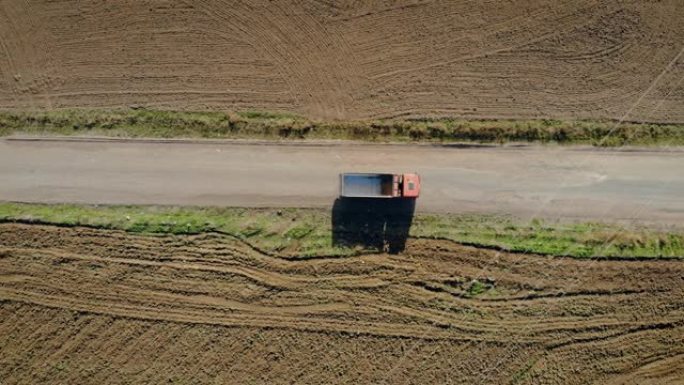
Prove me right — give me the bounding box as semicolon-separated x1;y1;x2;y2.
339;173;396;198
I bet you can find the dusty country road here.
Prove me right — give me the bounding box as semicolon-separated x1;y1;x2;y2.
1;138;682;225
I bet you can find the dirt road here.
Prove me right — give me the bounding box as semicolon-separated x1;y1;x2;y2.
1;1;682;121
1;138;683;224
1;223;683;384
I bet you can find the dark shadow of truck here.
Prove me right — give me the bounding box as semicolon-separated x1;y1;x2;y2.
331;197;416;254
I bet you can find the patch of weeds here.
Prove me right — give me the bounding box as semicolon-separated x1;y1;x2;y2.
240;225;264;238
465;280;491;297
236;110;300;120
510;357;539;384
285;225;314;240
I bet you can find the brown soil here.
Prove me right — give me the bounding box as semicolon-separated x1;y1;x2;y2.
1;223;683;384
1;1;683;122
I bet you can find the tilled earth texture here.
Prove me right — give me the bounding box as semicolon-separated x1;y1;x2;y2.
0;1;683;122
1;223;683;384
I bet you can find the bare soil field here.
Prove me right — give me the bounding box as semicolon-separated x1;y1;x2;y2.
1;223;683;384
1;1;683;122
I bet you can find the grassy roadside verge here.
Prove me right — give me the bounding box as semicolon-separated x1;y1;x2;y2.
1;109;683;146
0;202;681;258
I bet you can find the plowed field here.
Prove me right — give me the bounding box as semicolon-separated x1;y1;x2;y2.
1;223;683;384
1;1;683;121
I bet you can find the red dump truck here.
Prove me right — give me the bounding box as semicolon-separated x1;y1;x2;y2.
339;173;421;198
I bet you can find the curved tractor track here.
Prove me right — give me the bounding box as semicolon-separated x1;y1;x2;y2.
0;223;682;384
0;0;683;121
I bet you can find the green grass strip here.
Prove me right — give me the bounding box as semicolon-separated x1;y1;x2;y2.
0;203;681;258
1;109;683;146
